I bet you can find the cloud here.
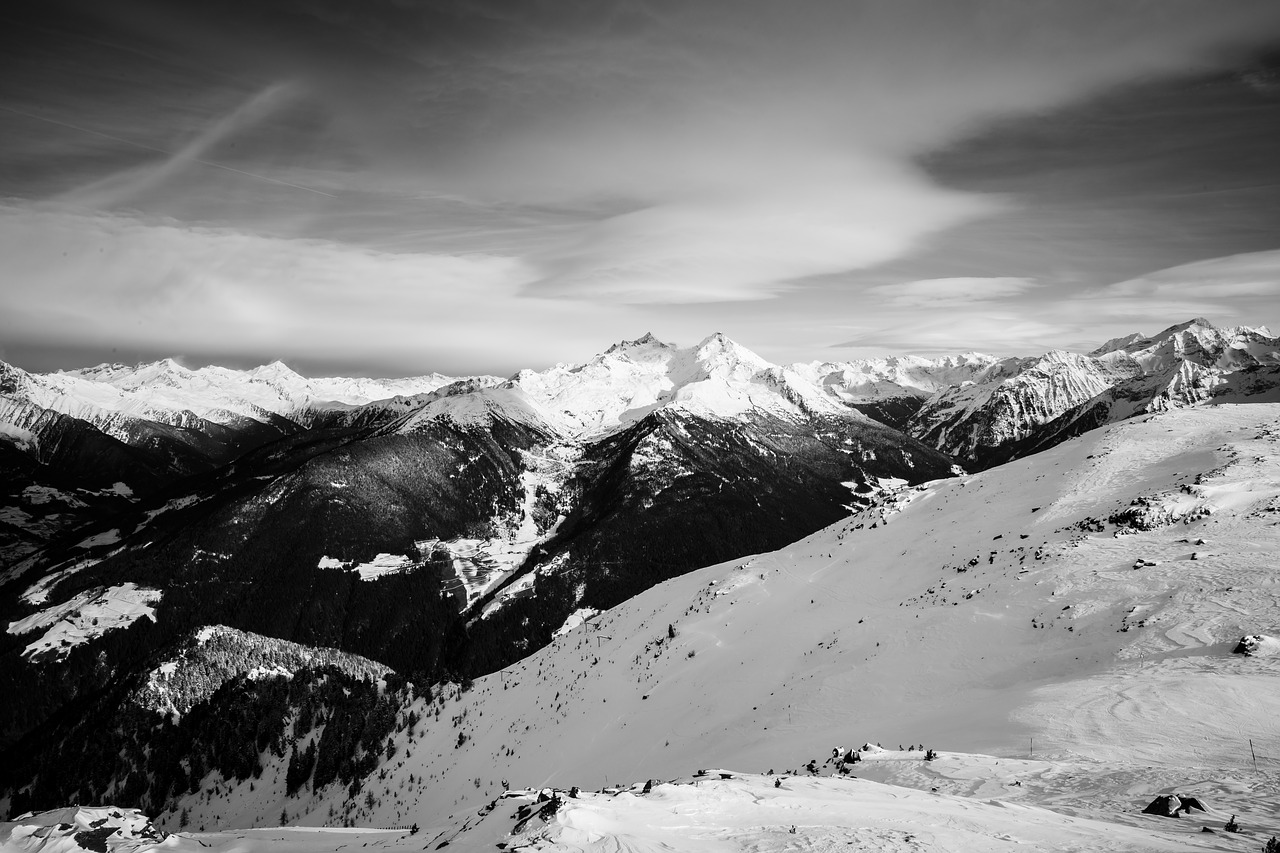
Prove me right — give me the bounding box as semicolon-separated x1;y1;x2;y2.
862;277;1043;308
1102;251;1280;300
522;162;1004;304
19;1;1280;309
827;250;1280;358
54;81;316;210
6;1;1280;373
0;204;631;372
392;1;1280;305
1046;250;1280;331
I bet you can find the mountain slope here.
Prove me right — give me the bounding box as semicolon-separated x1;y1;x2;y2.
908;319;1279;467
182;399;1278;833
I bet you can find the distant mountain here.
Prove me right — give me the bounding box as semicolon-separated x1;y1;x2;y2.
788;353;997;429
0;359;472;566
907;319;1280;468
511;332;860;435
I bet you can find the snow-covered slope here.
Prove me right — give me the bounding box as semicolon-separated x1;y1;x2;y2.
196;401;1278;837
2;772;1255;853
909;319;1280;467
0;806;169;853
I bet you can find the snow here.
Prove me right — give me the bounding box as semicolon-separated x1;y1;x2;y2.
63;771;1261;853
7;582;161;660
20;485;86;507
1235;634;1280;657
350;553;414;581
416;442;578;611
0;507;30;527
392;384;567;435
0;807;167;853
142;494;202;526
554;608;600;637
0;421;37;449
20;558;101;605
75;529;121;549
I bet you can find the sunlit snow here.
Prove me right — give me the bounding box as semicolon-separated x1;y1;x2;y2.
7;582;161;659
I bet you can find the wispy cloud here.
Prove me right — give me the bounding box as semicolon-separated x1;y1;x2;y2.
0;205;628;374
862;277;1043;309
402;1;1280;304
1051;250;1280;331
829;250;1280;357
54;82;322;209
4;1;1280;373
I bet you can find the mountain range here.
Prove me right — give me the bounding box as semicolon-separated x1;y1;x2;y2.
1;318;1278;850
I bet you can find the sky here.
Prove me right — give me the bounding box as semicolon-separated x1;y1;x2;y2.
2;0;1279;377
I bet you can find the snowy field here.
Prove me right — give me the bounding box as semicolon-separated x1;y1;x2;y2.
6;582;161;660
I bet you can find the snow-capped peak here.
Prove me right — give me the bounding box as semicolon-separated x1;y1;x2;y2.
510;333;854;437
247;359;303;381
687;332;773;380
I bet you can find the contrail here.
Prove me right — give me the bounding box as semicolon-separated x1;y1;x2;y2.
0;102;337;199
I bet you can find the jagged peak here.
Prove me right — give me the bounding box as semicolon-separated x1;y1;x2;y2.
115;357;190;376
1150;317;1217;340
431;375;508;398
249;358;299;378
604;332;672;355
693;332;766;361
